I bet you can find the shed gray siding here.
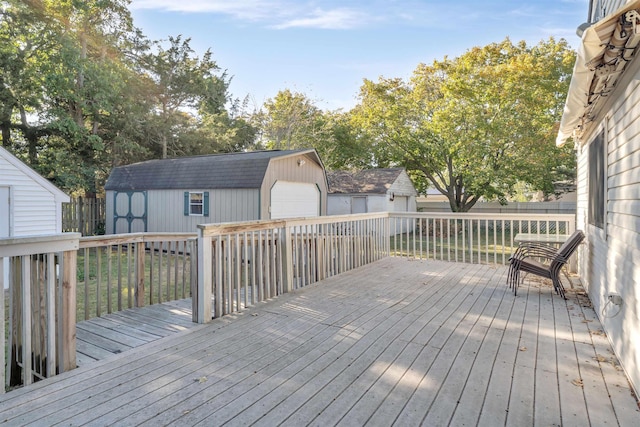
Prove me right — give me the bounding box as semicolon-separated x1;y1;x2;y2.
106;188;260;234
574;35;640;395
105;149;326;232
261;154;328;219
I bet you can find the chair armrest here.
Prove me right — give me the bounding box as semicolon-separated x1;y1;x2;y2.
510;243;567;264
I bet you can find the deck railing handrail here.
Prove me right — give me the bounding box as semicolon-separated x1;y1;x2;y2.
0;232;80;392
1;231;197;391
195;212;575;323
1;211;576;390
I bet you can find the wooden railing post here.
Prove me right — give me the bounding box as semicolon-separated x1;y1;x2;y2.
195;230;212;323
61;249;77;372
281;224;293;293
135;241;145;307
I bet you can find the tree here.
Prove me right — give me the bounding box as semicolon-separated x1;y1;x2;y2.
255;89;368;170
141;36;231;158
351;38;576;211
257;89;328;150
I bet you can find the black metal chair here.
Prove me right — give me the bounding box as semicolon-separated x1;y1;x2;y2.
507;230;585;299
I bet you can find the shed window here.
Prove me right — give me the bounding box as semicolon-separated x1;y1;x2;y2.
588;131;605;229
184;191;209;217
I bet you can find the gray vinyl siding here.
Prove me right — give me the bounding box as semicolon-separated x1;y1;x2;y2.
148;188;259;232
107;189;260;233
576;57;640;395
0;154;61;236
261;155;328;218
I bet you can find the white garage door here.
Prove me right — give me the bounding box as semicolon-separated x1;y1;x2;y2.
271;181;320;219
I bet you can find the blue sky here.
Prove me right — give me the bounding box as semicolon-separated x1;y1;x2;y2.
129;0;589;111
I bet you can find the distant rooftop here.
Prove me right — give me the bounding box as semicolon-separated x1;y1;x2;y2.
327;168;404;194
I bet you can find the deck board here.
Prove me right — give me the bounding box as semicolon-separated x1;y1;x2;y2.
0;258;638;426
74;300;201;366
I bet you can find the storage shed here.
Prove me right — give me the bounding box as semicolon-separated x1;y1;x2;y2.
326;168;417;215
104;149;328;234
556;0;640;396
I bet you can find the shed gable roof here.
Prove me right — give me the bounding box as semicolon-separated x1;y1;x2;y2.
327;168;405;194
105;149;319;191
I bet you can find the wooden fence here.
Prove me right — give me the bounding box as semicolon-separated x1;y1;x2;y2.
62;197;106;236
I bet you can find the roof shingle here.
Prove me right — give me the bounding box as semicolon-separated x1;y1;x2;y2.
327;168;404;194
105;150;311;191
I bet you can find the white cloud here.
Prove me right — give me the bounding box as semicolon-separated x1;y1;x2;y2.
130;0;373;30
129;0;279;21
272;8;370;30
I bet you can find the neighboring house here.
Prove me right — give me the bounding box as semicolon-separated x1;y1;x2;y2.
104;149;328;234
1;146;70;286
326;168;417;215
557;0;640;395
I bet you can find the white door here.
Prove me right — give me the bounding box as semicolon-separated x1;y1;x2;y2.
1;186;10;288
270;181;320;219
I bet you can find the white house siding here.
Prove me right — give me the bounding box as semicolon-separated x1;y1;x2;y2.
590;0;629;21
261;155;328;219
576;57;640;394
0;154;61;236
327;194;387;215
368;196;388;212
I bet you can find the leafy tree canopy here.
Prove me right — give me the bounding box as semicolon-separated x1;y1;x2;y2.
351;38;576;211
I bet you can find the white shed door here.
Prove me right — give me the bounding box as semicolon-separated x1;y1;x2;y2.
271;181;319;219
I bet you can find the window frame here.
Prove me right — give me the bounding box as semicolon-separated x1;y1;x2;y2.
587;129;606;232
184;191;209;217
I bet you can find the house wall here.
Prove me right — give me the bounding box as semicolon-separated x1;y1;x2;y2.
106;188;260;234
590;0;629;21
327;195;352;215
327;171;418;215
0;152;62;236
327;194;386;215
576;51;640;395
261;154;328;218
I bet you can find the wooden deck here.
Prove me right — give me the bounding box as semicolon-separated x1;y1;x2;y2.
76;299;198;367
0;258;638;426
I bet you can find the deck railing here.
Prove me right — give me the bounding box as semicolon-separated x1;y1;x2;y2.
0;233;80;391
389;212;575;264
77;233;197;321
194;213;389;322
194;212;574;322
1;232;196;391
1;211;575;389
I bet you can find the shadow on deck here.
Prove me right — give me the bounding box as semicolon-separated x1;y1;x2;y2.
1;258;638;426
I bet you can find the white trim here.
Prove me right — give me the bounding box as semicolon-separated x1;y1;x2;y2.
557;0;640;146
